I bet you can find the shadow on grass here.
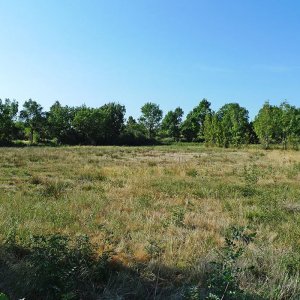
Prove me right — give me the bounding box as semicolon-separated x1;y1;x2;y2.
0;233;263;300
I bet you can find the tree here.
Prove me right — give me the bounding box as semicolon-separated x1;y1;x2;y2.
203;103;249;147
47;101;77;144
253;101;281;149
72;103;126;145
161;107;184;141
279;101;300;149
100;103;126;143
181;99;211;141
203;112;222;147
217;103;250;147
120;116;148;145
19;99;45;143
0;99;18;144
72;106;103;145
139;102;163;139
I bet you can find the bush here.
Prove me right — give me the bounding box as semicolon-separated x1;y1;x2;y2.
205;226;256;299
1;234;111;300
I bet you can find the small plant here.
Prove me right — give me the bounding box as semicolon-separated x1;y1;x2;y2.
147;161;157;167
243;165;259;186
13;234;110;299
186;168;198;177
206;226;256;299
30;175;44;185
145;240;163;259
0;293;9;300
136;195;152;208
183;285;201;299
171;206;185;227
78;169;106;182
41;180;68;199
242;165;259;197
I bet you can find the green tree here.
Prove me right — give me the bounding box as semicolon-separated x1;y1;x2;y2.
100;103;126;143
0;98;18;144
139;102;163;139
203;112;222;147
161;107;184;141
72;106;103;145
19;99;45;144
217;103;250;147
72;103;126;145
47;101;76;144
279;101;300;149
254;101;281;149
120;116;148;145
203;103;249;147
181;99;211;141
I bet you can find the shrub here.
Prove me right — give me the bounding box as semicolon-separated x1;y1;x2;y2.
205;226;256;299
1;233;111;300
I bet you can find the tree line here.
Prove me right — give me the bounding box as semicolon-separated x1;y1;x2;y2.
0;98;299;149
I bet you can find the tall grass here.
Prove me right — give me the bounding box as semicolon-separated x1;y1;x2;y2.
0;145;300;298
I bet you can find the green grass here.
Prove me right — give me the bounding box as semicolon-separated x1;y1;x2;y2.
0;145;300;299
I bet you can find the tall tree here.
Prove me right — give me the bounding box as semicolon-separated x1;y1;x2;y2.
161;107;184;141
47;101;76;144
19;99;44;143
72;103;126;145
121;116;148;145
203;112;223;147
72;106;103;145
279;101;299;149
181;99;211;141
253;101;281;149
139;102;163;139
100;103;126;143
0;99;18;144
217;103;250;147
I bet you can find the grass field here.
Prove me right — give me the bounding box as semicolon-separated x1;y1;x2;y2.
1;145;300;299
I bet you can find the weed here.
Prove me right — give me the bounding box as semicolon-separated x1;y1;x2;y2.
1;233;111;300
0;293;9;300
242;165;260;197
136;195;152;208
41;180;69;199
78;169;106;182
186;168;198;177
205;226;256;299
148;161;157;167
171;206;186;227
145;240;164;259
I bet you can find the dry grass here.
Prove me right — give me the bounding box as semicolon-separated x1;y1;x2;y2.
0;145;300;298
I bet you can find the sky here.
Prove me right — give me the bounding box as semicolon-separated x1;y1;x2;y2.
0;0;300;120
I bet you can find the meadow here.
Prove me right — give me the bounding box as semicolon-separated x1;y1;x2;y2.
0;144;300;299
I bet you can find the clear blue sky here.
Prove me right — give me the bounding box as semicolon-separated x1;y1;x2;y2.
1;0;300;120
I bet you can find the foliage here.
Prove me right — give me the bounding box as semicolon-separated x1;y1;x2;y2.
72;103;125;145
0;99;18;144
0;97;299;147
181;99;211;141
0;293;9;300
1;233;110;300
47;101;77;144
139;102;163;139
206;226;256;299
253;102;281;149
19;99;45;144
204;103;250;147
161;107;184;141
278;102;300;149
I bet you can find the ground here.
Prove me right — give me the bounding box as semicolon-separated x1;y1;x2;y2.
0;145;300;299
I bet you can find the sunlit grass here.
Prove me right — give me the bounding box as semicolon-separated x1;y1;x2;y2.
0;144;300;298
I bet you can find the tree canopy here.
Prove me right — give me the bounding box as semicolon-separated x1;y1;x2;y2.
0;97;299;149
